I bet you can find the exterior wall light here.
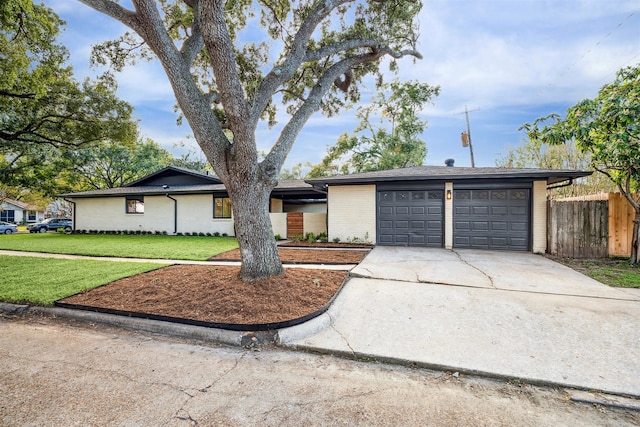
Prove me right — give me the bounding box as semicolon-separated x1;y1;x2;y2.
446;189;452;200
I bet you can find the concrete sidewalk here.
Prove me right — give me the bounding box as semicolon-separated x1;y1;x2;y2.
280;247;640;397
0;249;355;270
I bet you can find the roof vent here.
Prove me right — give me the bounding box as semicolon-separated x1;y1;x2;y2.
444;159;455;167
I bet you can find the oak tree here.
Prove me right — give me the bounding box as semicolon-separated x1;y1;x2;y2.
79;0;423;280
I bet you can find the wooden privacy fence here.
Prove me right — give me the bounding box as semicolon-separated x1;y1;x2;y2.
548;193;636;258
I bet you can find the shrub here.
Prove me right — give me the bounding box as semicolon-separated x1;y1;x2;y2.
333;237;341;243
274;234;281;241
213;232;221;237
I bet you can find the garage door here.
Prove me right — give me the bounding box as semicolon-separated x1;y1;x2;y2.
453;188;530;251
377;189;443;247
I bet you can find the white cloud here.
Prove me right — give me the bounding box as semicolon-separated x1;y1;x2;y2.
43;0;640;169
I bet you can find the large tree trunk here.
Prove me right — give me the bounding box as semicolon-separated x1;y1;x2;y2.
632;210;640;264
227;181;284;281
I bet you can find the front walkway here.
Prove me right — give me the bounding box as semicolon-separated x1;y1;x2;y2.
0;249;355;270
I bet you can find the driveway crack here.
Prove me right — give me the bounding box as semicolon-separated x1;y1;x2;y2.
451;249;496;289
327;312;356;356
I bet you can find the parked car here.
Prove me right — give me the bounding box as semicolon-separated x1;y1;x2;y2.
0;221;18;234
27;218;72;233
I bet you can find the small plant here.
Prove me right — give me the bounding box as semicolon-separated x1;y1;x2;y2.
176;232;183;236
333;237;341;243
305;232;316;243
213;232;221;237
199;232;205;236
316;232;328;243
222;233;228;237
274;234;281;241
292;232;304;241
184;232;191;236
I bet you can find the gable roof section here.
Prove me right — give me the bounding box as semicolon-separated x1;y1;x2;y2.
125;166;222;187
305;165;592;187
1;198;43;211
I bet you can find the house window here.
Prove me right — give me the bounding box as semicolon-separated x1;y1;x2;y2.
1;210;15;222
214;196;232;218
126;196;144;214
28;210;37;222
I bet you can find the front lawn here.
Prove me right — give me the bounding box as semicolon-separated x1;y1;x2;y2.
551;256;640;288
0;255;166;306
0;233;238;261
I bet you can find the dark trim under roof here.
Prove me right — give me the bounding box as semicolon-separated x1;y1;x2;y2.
305;165;592;187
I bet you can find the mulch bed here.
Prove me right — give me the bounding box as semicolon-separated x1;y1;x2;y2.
209;247;370;264
278;241;374;249
58;264;349;326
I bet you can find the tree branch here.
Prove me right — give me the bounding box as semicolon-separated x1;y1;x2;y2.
250;0;354;125
77;0;137;27
198;0;251;145
179;1;203;66
0;90;36;99
262;50;384;177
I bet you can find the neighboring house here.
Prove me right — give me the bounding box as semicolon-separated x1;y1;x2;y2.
60;166;327;237
305;163;591;253
0;198;45;224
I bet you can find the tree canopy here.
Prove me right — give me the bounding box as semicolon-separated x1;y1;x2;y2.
79;0;424;280
522;63;640;262
64;138;174;190
0;0;137;194
309;80;439;177
496;139;615;198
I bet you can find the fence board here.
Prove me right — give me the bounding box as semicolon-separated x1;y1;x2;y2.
548;200;608;258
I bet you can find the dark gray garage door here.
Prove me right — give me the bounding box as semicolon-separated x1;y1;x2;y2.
377;189;443;247
453;188;530;251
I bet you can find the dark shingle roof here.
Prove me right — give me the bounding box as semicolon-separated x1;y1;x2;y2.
305;165;592;186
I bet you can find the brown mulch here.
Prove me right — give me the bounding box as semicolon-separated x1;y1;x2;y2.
209;247;370;264
60;249;368;325
58;265;349;326
278;241;374;249
59;247;369;326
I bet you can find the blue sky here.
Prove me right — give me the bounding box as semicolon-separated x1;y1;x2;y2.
45;0;640;169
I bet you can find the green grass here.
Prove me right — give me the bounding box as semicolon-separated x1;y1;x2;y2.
0;255;166;306
554;257;640;288
0;233;238;261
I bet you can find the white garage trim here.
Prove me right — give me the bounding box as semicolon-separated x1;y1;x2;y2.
532;180;547;253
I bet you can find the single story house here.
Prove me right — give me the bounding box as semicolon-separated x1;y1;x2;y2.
61;163;590;253
60;166;327;238
0;198;45;224
305;164;590;253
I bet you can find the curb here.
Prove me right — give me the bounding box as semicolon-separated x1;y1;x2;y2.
1;303;243;346
279;344;640;404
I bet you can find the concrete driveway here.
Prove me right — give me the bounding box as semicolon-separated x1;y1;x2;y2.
279;247;640;397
